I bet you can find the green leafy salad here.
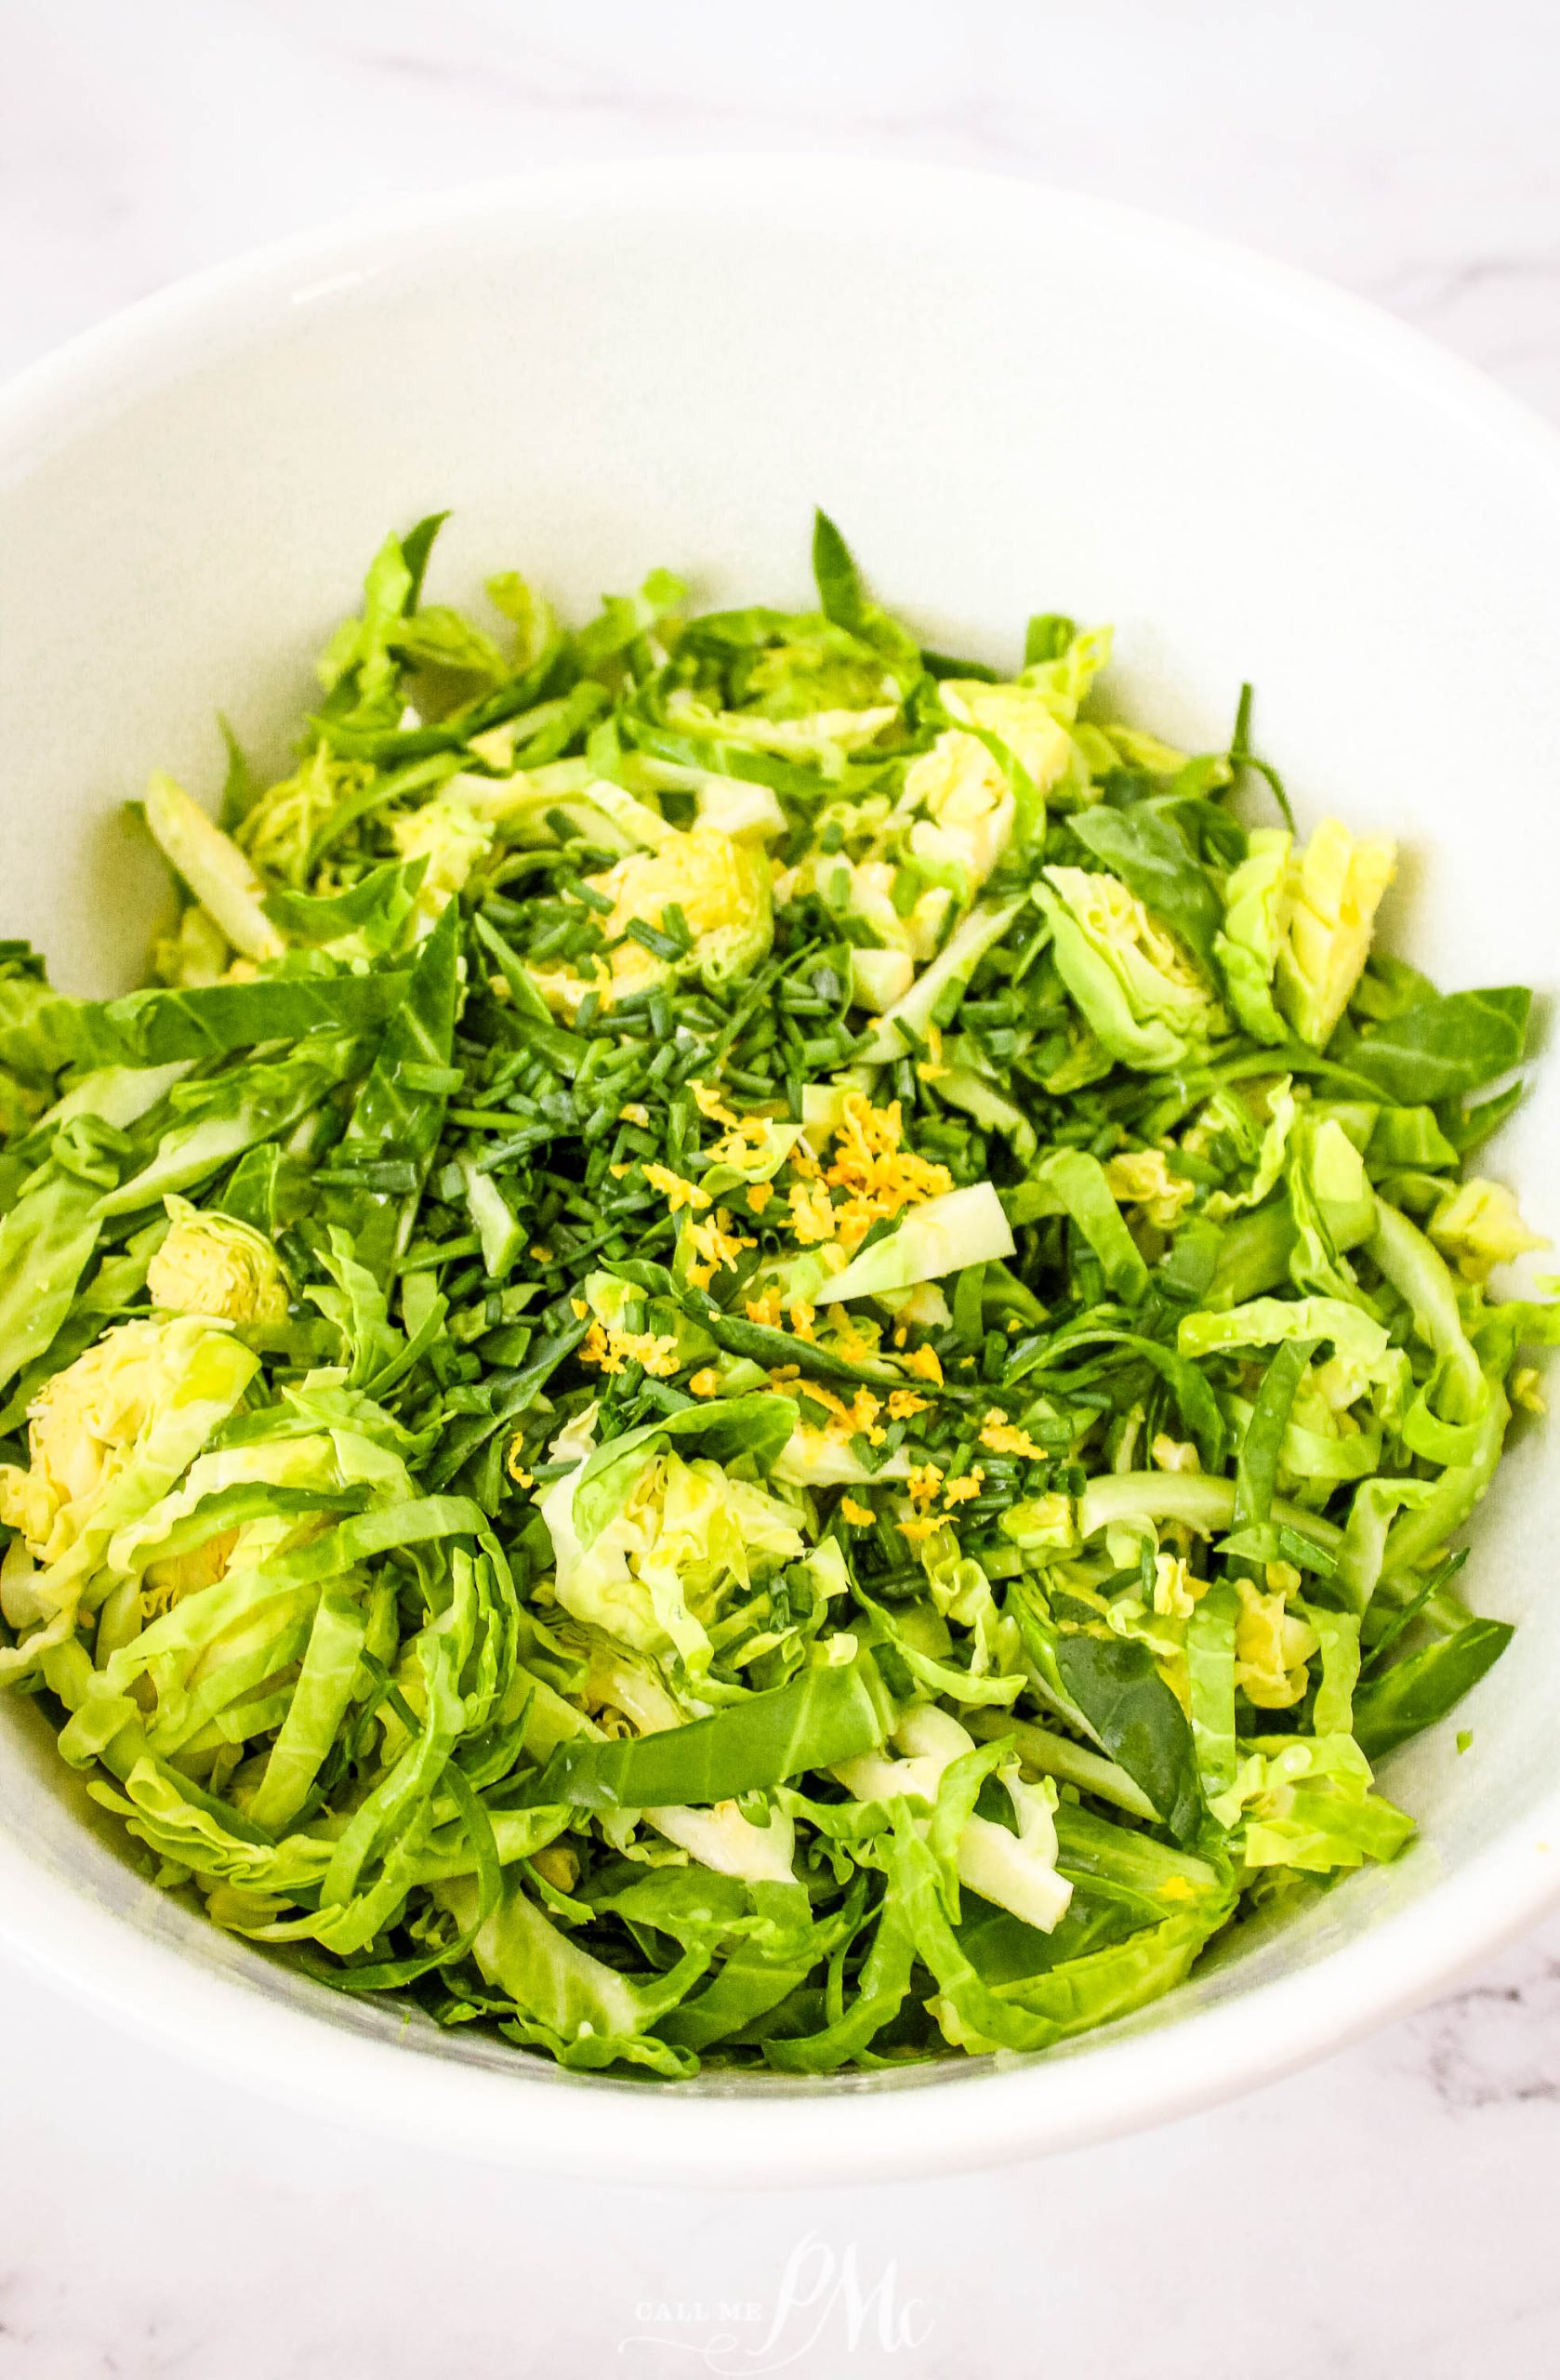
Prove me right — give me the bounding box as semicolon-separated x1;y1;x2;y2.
0;510;1552;2078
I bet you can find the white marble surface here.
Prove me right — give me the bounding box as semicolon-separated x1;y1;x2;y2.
5;3;1560;2373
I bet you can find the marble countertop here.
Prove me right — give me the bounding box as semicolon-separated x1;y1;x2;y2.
4;4;1560;2373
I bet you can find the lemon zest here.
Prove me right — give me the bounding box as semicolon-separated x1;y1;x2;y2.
643;1162;711;1214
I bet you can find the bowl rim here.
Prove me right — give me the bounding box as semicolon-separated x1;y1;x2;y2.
3;152;1560;2186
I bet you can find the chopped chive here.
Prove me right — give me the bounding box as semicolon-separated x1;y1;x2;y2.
398;1235;483;1274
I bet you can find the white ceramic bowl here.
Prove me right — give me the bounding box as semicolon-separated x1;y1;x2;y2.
1;159;1556;2186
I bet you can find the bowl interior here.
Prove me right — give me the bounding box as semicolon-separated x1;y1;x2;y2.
1;163;1557;2178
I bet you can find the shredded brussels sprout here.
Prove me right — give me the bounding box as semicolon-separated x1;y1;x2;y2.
0;510;1549;2079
